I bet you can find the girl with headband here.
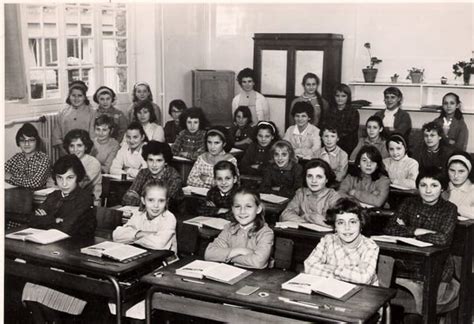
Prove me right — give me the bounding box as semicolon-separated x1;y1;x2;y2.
93;86;128;142
127;81;162;126
383;133;419;190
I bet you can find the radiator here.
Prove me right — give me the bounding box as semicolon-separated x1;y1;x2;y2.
37;113;60;163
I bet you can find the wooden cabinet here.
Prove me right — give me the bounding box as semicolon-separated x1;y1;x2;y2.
253;33;344;131
192;70;235;126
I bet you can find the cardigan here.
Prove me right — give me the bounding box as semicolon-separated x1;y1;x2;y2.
313;146;348;182
232;90;270;124
433;116;469;151
113;209;177;252
304;234;379;285
122;166;183;206
91;137;120;173
280;187;341;226
349;137;389;161
110;143;147;178
289;96;330;127
187;152;239;188
171;129;206;161
413;142;455;173
5;151;51;190
197;186;239;220
239;142;273;175
142;122;165;143
95;106;128;142
339;173;391;207
383;155;419;189
322;106;360;155
284;124;321;160
259;160;304;198
52;105;96;147
442;180;474;219
374;108;412;139
164;120;182;144
204;222;274;269
30;187;95;238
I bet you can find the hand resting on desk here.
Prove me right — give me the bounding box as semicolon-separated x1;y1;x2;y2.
414;228;436;236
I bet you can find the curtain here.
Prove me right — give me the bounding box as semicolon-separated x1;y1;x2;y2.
5;4;27;100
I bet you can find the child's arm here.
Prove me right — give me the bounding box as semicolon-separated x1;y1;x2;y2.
415;205;457;246
113;214;142;244
152;125;165;143
337;174;353;196
334;241;379;284
231;227;274;269
384;199;416;237
134;215;177;250
280;189;306;223
204;226;233;262
121;170;146;206
109;148;125;175
5;154;50;189
171;133;184;156
334;151;349;182
352;176;390;207
392;159;419;189
349;139;363;161
186;156;206;188
304;236;337;277
103;142;120;174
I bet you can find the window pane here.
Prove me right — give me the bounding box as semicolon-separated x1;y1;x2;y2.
44;23;58;37
30;70;44;99
28;39;42;67
82;68;94;93
102;39;115;65
45;39;58;66
68;69;81;85
116;11;126;36
65;6;78;23
104;67;127;92
81;24;92;36
102;9;114;36
81;39;93;64
27;23;41;38
117;67;127;92
66;23;79;36
116;39;127;64
80;7;93;24
46;69;60;98
43;6;57;24
67;39;80;65
25;5;41;23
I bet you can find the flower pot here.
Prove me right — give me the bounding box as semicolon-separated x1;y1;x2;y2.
390;76;398;83
440;77;447;85
409;72;423;84
463;67;471;85
363;68;378;83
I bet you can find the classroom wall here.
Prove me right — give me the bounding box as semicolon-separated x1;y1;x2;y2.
5;2;474;160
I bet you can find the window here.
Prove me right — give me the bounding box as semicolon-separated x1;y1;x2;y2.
22;3;129;100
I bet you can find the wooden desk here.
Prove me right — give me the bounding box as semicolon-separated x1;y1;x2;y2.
273;227;449;324
142;258;396;324
5;232;173;324
169;157;195;184
102;176;133;207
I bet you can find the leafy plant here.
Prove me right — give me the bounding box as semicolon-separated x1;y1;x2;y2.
392;73;399;78
452;59;474;78
364;43;382;69
406;67;424;80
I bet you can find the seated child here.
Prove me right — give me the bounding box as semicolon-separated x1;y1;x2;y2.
93;86;128;142
23;155;98;322
384;167;459;316
280;159;341;227
90;115;120;173
304;197;379;285
240;121;278;175
187;126;239;188
113;180;177;252
413;121;455;173
259;140;303;198
64;129;102;206
229;106;254;150
110;122;148;178
5;123;50;189
197;160;239;220
350;115;388;161
171;107;208;161
52;81;96;156
127;81;162;125
339;145;390;207
313;124;348;182
284;101;321;160
442;151;474;219
433;92;468;150
383;133;419;189
164;99;187;143
122;141;183;209
132;100;165;142
373;86;412;139
204;187;274;269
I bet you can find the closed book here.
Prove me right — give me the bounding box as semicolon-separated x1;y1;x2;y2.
176;260;252;285
183;216;230;230
371;235;433;247
6;228;70;244
81;241;148;262
275;222;332;232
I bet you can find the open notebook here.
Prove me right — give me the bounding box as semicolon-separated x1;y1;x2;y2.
182;186;210;197
282;273;361;301
176;260;252;285
260;193;289;204
371;235;433;247
183;216;230;230
6;228;70;244
275;221;333;232
81;241;149;262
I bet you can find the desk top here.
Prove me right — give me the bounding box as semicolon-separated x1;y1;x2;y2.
142;258;396;323
5;232;173;277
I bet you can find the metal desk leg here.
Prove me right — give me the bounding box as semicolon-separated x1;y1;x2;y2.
146;287;159;324
106;275;122;324
421;252;447;324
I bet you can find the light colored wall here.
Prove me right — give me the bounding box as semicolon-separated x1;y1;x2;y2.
5;2;474;161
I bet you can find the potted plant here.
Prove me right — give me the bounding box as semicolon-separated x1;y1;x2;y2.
406;67;424;84
362;43;382;83
390;74;399;83
453;59;473;85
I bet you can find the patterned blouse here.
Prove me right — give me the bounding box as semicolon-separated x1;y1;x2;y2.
187;152;239;189
5;151;51;190
171;129;206;161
